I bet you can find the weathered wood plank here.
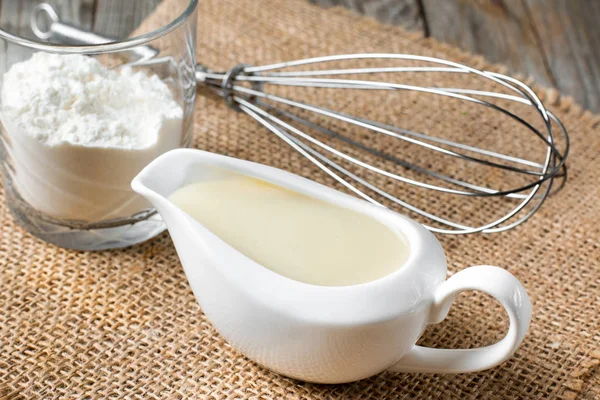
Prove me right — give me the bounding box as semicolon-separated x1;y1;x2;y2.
132;0;164;30
93;1;137;38
45;0;95;29
1;0;599;112
308;0;423;31
0;1;38;41
0;0;94;37
0;0;95;67
525;0;600;111
0;1;39;65
93;0;162;38
421;0;555;88
309;0;600;112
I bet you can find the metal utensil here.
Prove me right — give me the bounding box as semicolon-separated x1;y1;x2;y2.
31;3;158;61
28;4;569;235
31;3;189;80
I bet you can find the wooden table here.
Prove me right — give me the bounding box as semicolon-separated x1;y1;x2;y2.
1;0;599;112
0;0;162;65
312;0;600;113
0;1;162;38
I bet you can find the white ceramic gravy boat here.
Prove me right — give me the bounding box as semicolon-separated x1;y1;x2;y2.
132;149;531;384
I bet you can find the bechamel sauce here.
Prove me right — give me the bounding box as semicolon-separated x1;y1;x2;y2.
168;174;409;286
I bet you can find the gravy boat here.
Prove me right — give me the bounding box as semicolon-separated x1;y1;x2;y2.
132;149;531;384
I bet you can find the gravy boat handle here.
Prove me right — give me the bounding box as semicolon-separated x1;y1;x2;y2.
388;265;531;373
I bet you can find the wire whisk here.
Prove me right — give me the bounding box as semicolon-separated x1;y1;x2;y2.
196;54;568;234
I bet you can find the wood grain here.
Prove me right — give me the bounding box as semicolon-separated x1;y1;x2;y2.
310;0;600;112
93;0;162;38
421;0;555;87
0;1;40;65
45;0;95;29
1;0;599;112
309;0;423;30
0;0;95;66
0;0;161;67
524;0;600;111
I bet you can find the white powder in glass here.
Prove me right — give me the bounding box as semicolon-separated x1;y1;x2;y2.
1;52;184;221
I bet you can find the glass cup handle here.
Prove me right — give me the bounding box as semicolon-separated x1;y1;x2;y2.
388;265;532;374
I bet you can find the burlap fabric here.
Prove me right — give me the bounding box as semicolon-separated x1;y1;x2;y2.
1;0;599;398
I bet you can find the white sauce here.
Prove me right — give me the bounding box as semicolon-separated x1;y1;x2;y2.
169;175;409;286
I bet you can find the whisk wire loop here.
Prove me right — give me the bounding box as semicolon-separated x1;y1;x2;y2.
198;53;569;234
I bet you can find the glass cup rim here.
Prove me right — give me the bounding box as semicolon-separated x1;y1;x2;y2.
0;0;198;54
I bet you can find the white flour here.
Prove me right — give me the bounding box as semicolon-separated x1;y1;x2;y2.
1;52;184;221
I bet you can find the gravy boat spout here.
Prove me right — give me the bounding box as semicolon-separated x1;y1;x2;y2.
131;149;531;384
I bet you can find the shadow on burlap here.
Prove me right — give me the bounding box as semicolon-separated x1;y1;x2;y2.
1;0;599;398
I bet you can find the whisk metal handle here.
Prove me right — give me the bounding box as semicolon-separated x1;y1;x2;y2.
31;3;158;61
32;3;103;44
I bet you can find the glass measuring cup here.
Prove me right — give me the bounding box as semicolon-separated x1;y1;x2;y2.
0;1;198;250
